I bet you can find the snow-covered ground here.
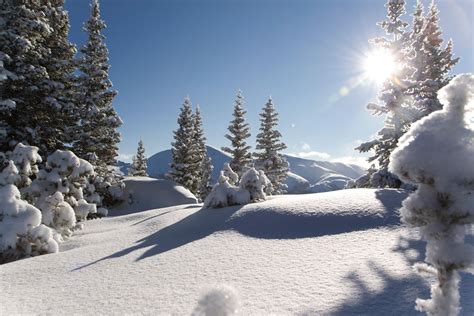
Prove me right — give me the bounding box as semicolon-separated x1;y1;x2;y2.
112;176;198;215
2;184;473;315
118;146;366;194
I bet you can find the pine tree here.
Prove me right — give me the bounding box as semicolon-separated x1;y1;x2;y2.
74;0;122;167
198;154;213;201
389;74;474;316
356;0;414;188
169;97;200;195
254;97;288;194
222;90;252;176
411;1;459;115
42;0;79;149
129;140;148;177
357;0;460;189
193;105;207;188
0;0;70;155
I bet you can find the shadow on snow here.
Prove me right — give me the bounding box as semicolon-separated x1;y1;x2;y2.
74;189;406;269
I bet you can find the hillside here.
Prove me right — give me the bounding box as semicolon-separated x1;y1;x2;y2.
118;146;366;193
2;183;472;314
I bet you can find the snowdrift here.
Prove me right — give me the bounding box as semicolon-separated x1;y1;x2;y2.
111;176;198;216
118;146;366;194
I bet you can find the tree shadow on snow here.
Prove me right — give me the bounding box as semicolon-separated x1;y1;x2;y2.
302;232;474;315
75;189;406;269
72;205;243;269
301;234;429;315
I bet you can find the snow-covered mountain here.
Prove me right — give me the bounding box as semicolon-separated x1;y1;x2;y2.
117;146;367;194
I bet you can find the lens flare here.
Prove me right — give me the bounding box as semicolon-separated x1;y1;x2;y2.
363;49;396;84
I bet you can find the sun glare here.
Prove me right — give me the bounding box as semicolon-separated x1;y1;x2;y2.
363;49;396;84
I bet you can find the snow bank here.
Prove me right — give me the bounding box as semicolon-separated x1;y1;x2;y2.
111;176;198;215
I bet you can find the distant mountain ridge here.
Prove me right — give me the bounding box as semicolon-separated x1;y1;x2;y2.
117;145;366;194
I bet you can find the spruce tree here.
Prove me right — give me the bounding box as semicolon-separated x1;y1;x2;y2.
356;0;414;188
170;97;200;195
42;0;79;149
357;0;459;188
74;0;122;167
198;154;213;201
129;140;148;177
254;97;288;194
0;0;69;155
411;1;459;115
193;105;206;185
222;90;252;176
389;74;474;316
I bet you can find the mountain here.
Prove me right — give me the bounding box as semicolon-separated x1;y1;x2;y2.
117;146;367;194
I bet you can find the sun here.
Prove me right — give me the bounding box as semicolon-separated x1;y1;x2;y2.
363;49;396;84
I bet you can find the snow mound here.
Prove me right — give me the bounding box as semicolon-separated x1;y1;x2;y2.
192;285;240;316
111;176;198;215
223;188;407;239
285;172;311;194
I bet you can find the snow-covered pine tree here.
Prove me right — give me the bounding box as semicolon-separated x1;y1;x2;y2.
169;97;200;195
41;0;79;151
410;1;459;115
74;0;122;167
28;149;97;238
222;90;252;176
356;0;415;188
72;0;123;207
129;140;148;176
254;97;289;194
389;74;474;316
222;162;239;186
198;154;213;201
0;160;58;264
0;0;70;155
192;105;207;192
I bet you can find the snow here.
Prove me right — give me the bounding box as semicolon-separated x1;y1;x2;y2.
203;171;251;208
122;146;366;194
2;188;472;314
285;171;311;193
389;73;474;314
111;176;198;216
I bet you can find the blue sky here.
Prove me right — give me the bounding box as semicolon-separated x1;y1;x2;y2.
65;0;473;164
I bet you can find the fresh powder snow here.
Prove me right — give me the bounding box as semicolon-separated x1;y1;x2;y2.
2;179;472;314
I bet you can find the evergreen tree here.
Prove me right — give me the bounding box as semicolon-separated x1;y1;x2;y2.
356;0;414;188
254;97;288;194
222;90;252;176
357;0;460;189
0;0;71;155
193;105;207;186
129;140;148;177
411;1;459;115
42;0;79;149
389;74;474;316
198;154;213;201
169;97;200;195
74;0;122;167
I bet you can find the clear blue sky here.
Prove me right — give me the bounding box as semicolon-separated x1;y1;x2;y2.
65;0;473;164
